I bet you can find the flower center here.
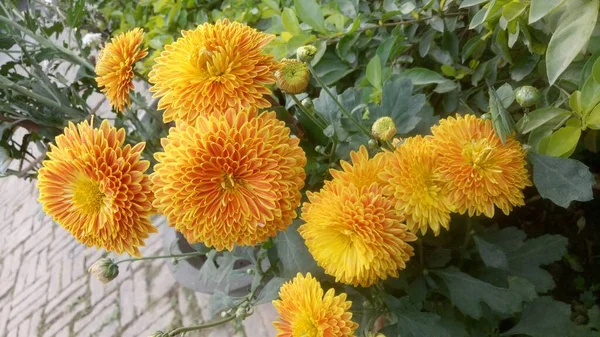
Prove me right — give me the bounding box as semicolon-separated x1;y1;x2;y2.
462;139;494;170
192;47;228;77
293;315;319;337
220;173;239;190
72;177;105;215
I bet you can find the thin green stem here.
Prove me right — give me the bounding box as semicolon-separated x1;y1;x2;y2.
115;251;205;265
307;64;372;139
167;315;236;336
289;94;327;130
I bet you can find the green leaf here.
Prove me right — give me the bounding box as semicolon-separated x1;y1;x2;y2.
592;57;600;84
580;76;600;113
282;8;301;35
276;221;323;278
432;267;522;319
546;0;599;85
373;77;426;134
516;108;572;134
366;55;383;89
502;2;527;22
0;37;15;50
209;290;240;318
506;233;568;292
501;297;571;337
261;0;280;11
544;126;581;157
293;0;327;33
256;277;287;304
530;152;595;208
474;236;509;270
384;296;452;337
489;87;515;143
529;0;564;24
496;28;513;64
460;0;489;8
570;91;583;114
585;103;600;126
403;68;447;85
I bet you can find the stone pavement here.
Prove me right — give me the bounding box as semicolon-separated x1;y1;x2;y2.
0;176;277;337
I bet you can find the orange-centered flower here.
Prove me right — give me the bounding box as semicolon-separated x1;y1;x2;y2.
95;28;148;112
273;273;359;337
431;114;532;217
149;19;281;123
151;108;306;250
379;136;454;236
37;119;156;256
300;146;416;287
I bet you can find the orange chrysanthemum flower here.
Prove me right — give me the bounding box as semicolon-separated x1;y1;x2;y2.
273;273;359;337
379;136;454;236
300;147;416;287
96;28;148;112
149;19;281;123
37;119;156;256
151;108;306;250
431;114;532;217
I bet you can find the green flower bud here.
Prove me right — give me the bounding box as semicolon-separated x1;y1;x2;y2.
368;139;378;149
296;45;318;63
371;117;397;141
88;258;118;284
481;113;491;120
515;86;540;108
276;59;310;94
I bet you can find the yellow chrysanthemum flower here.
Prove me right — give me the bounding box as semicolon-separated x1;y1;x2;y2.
151;108;306;250
431;114;532;217
379;136;454;236
273;273;359;337
37;119;156;256
95;28;148;112
300;147;416;287
149;19;281;123
329;145;387;189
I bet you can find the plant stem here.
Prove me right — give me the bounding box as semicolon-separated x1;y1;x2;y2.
289;94;327;130
459;217;473;266
307;65;372;139
115;251;205;265
167;315;236;336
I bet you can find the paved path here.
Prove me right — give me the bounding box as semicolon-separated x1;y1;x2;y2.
0;176;277;337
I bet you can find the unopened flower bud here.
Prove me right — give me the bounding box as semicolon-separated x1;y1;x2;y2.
221;311;228;318
276;59;310;94
515;86;540;108
371;117;397;141
296;45;318;63
88;258;118;284
368;139;378;149
481;113;491;120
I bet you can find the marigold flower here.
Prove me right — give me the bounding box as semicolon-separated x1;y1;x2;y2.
149;19;281;123
151;108;306;250
276;59;310;94
95;28;148;112
379;136;453;236
431;114;532;217
273;273;358;337
37;119;156;256
300;147;416;287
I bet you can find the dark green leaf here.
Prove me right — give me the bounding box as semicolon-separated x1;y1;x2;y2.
460;0;489;8
276;221;323;278
501;297;571;337
209;290;240;318
374;77;425;134
489;87;515;143
546;0;598;85
0;37;15;50
433;267;522;319
385;296;451;337
256;277;287;304
507;233;569;292
474;236;509;270
293;0;327;33
529;152;595;208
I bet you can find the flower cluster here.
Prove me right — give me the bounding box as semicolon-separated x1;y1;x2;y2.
379;114;532;236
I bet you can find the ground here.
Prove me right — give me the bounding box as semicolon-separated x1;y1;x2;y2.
0;176;278;337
